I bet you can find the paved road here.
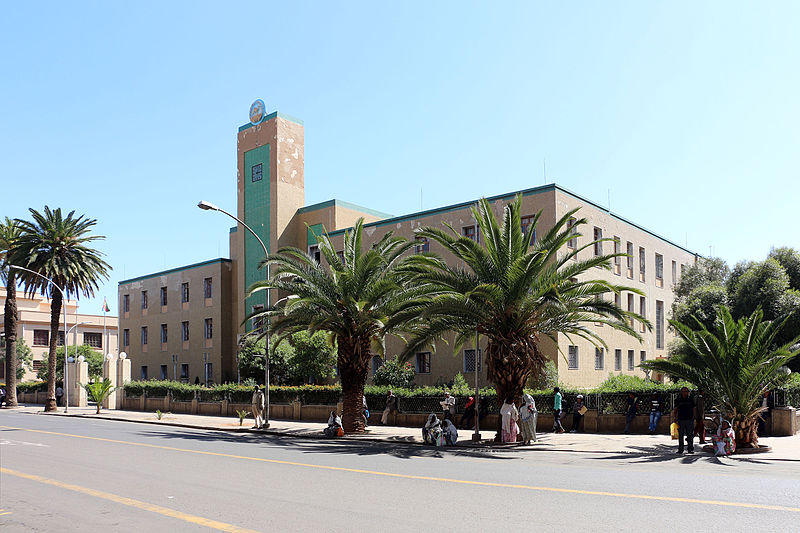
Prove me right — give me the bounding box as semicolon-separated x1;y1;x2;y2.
1;410;798;532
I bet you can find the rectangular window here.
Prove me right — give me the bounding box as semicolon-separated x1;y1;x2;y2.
414;237;429;254
84;332;102;349
640;350;647;363
32;360;43;371
123;329;130;347
182;321;189;342
567;217;577;249
568;345;579;369
252;163;263;182
462;225;478;242
141;327;148;345
204;318;213;340
141;290;148;310
33;330;49;346
161;324;168;344
57;331;65;346
521;215;536;243
463;349;482;372
639;247;646;279
655;254;664;281
308;245;320;263
123;294;130;312
615;293;621;308
160;286;167;306
140;366;148;380
681;264;686;276
613;237;621;269
672;261;677;285
595;347;604;370
628;350;635;371
639;296;646;332
626;242;634;270
656;300;664;349
627;293;635;327
180;363;189;381
204;362;213;384
593;227;603;256
182;282;189;303
204;277;213;299
614;349;622;371
415;352;431;374
160;365;168;380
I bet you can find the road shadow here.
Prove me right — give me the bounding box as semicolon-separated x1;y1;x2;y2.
588;444;798;465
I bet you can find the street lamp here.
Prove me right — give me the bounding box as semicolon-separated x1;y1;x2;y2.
64;321;88;412
9;264;68;412
198;200;271;428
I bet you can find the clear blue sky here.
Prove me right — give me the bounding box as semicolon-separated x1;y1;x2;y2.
2;2;799;315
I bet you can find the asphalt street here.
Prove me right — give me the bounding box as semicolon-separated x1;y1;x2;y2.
1;409;798;532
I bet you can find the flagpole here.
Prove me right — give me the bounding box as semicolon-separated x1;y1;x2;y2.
103;298;107;356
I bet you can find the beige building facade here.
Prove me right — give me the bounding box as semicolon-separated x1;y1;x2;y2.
0;288;119;382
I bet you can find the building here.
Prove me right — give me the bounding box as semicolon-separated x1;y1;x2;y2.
0;288;119;381
118;102;697;388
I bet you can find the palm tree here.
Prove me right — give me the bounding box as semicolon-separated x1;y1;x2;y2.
1;218;23;407
393;196;646;422
641;306;800;448
248;218;416;433
14;207;110;412
84;378;118;414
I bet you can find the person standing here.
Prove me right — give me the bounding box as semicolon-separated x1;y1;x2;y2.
459;396;476;429
500;396;519;443
440;391;456;425
381;390;398;425
623;392;638;434
519;394;538;444
571;395;586;433
251;385;265;429
362;395;370;427
553;387;565;433
672;387;696;454
648;393;664;434
758;390;774;436
694;389;706;444
55;385;64;407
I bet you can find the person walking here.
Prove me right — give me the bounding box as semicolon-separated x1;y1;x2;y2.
55;386;64;407
553;387;565;433
672;387;696;454
648;393;664;434
362;395;370;427
459;396;476;429
570;395;586;433
694;389;706;444
519;393;538;444
440;391;456;425
251;385;265;429
500;396;519;443
381;390;398;425
623;392;638;434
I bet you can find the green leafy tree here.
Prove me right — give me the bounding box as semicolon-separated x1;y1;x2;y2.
729;258;791;320
673;257;729;299
36;344;103;383
237;336;293;384
249;218;416;432
641;306;800;448
528;359;559;391
769;247;800;291
0;338;33;381
1;217;23;406
288;330;337;384
394;196;646;435
84;378;118;414
14;207;110;411
372;356;415;388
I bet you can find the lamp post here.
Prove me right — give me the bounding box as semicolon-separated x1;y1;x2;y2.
472;331;482;442
198;200;271;428
9;264;68;412
64;321;88;412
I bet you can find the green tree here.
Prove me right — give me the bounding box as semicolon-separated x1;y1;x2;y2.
288;330;337;384
14;207;110;411
769;247;800;290
673;257;729;299
84;378;118;414
372;356;415;388
237;336;293;384
250;218;416;432
394;196;645;435
36;344;103;383
728;258;790;320
641;306;800;448
0;338;33;381
1;217;23;406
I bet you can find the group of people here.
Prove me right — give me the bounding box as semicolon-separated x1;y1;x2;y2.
498;394;538;444
551;387;586;433
422;413;458;446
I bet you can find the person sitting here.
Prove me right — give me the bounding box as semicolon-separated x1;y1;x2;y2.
0;386;6;407
711;419;736;456
648;393;664;434
422;413;442;445
323;410;343;437
442;419;458;446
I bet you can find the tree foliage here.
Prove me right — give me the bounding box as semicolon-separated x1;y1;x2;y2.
372;356;415;388
0;338;33;381
37;344;103;382
238;331;337;385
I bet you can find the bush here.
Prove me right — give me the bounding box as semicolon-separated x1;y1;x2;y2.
372;357;415;388
593;373;691;394
16;381;47;393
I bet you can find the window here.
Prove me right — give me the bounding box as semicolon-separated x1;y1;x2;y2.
252;163;263;182
204;318;213;340
84;332;102;349
672;261;677;284
182;282;189;303
655;254;664;281
251;305;265;330
627;350;635;370
160;365;168;380
33;330;49;346
180;363;189;381
123;294;130;312
614;292;621;308
626;242;634;271
160;286;167;306
141;327;148;345
639;296;646;332
140;366;148;380
308;244;320;263
182;321;189;342
593;227;603;256
639;247;646;278
613;237;621;271
521;215;536;243
415;352;431;374
614;349;622;371
595;347;604;370
640;350;647;363
32;360;43;372
627;293;634;327
204;363;213;384
567;217;577;249
57;331;64;346
204;277;213;299
414;236;429;254
681;264;686;277
568;345;579;369
371;355;383;375
656;300;664;349
462;225;478;242
463;349;482;372
123;329;130;347
141;290;148;310
161;324;168;344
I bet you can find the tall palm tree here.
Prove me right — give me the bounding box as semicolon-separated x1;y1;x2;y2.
1;218;24;407
14;207;110;412
393;196;646;420
641;306;799;448
249;218;416;432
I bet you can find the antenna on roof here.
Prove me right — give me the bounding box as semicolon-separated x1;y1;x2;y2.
608;189;611;211
420;188;423;211
543;158;547;184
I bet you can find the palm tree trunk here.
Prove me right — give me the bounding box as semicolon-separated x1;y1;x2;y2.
44;290;62;412
338;336;370;433
486;340;530;441
732;415;759;449
4;272;19;407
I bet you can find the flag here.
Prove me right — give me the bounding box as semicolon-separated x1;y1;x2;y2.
101;298;110;313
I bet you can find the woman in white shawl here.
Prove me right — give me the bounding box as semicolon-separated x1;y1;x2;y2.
422;413;442;445
442;419;458;446
711;419;736;456
500;396;519;443
323;410;343;437
519;394;538;444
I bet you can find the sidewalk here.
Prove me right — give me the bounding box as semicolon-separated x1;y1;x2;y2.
6;404;800;460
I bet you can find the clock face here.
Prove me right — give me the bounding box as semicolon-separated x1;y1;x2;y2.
249;99;265;125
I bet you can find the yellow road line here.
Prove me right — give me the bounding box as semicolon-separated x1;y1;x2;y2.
0;511;12;516
0;468;258;532
3;425;799;514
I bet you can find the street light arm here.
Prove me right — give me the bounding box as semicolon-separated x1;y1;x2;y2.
8;264;65;298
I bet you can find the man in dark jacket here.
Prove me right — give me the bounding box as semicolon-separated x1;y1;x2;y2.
623;392;638;434
672;387;696;454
